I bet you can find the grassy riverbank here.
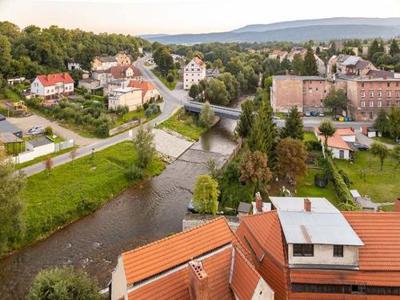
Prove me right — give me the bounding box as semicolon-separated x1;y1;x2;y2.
157;108;207;141
15;141;164;253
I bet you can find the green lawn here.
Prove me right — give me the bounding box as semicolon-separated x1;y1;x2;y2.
372;136;398;145
157;108;207;141
18;141;165;250
335;151;399;203
304;131;318;142
152;69;177;90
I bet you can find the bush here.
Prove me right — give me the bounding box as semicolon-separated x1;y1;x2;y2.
338;169;352;186
44;126;53;136
144;103;160;118
125;164;144;181
77;198;97;214
166;73;174;83
305;140;322;151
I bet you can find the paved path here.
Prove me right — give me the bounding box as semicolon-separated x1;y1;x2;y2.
356;132;395;149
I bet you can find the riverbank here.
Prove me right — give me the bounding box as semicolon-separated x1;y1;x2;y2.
3;141;165;258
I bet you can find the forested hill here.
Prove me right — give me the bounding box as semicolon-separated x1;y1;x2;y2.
0;21;148;81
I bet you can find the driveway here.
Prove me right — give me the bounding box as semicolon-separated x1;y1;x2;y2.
7;114;99;146
356;132;395;150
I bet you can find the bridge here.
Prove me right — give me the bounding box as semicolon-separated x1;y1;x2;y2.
184;101;241;120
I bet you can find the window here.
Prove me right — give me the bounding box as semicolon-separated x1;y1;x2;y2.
378;101;382;107
339;150;345;159
293;244;314;257
387;91;392;98
360;90;365;98
369;90;374;97
333;245;344;257
377;90;382;97
361;101;366;107
369;101;374;107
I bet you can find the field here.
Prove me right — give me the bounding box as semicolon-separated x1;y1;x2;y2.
18;141;165;250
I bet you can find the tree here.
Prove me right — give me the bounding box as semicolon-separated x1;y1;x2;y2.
153;46;174;76
189;84;200;99
239;151;272;195
303;47;318;76
204;78;229;106
281;106;304;140
133;126;155;169
199;101;215;129
28;267;101;300
276;138;307;185
247;99;278;164
0;160;25;254
193;175;219;215
322;88;348;115
369;39;384;61
236;99;255;139
0;34;12;75
218;72;239;101
388;108;400;141
370;142;389;171
318;120;336;151
374;109;390;136
389;39;400;57
166;73;174;83
392;145;400;169
292;54;304;75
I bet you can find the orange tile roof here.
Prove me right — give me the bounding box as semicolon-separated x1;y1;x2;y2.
37;73;74;86
193;56;205;67
122;218;234;286
128;80;156;92
230;248;262;300
320;132;352;150
336;128;355;136
108;65;142;79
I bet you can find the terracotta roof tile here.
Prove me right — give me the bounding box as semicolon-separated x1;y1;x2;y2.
320;133;352;150
128;80;156;92
122;218;234;286
37;73;74;86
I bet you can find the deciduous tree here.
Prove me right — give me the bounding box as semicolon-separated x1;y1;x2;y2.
374;109;390;136
389;108;400;141
133;126;155;169
199;101;215;129
276;138;307;185
318;120;336;151
193;175;219;215
322;88;348;115
189;84;200;99
204;78;229;106
370;142;389;171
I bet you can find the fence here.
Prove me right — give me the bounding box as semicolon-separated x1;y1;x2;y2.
109;119;140;136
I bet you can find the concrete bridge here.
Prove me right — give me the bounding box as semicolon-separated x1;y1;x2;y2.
184;101;241;120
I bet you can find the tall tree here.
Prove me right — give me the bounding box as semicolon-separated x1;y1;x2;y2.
374;109;390;136
281;106;304;140
369;39;384;61
247;100;278;165
236;99;255;139
204;78;229;106
392;145;400;169
318;120;336;151
239;150;272;195
28;267;101;300
276;138;308;185
188;84;199;100
0;34;12;75
389;39;400;57
133;126;155;169
370;142;389;171
193;175;219;215
0;160;25;254
292;53;304;75
322;88;348;115
302;47;318;76
389;108;400;141
199;101;215;129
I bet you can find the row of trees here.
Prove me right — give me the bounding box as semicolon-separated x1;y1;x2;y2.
374;108;400;141
368;39;400;71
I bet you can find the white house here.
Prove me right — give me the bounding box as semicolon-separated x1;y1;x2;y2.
91;56;119;71
183;56;206;90
31;73;74;99
315;128;355;160
108;87;143;111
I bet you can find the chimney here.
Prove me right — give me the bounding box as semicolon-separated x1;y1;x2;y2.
255;192;263;213
188;261;209;300
395;198;400;212
304;198;312;212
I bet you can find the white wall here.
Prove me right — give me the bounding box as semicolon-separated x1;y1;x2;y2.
111;256;128;300
31;78;45;96
183;58;206;90
329;147;350;160
251;279;275;300
288;244;359;267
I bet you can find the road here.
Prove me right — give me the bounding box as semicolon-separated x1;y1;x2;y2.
20;57;184;176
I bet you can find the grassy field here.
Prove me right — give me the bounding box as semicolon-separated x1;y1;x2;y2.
18;141;165;250
152;69;177;90
335;151;399;204
304;131;318;142
157;108;207;141
372;136;399;145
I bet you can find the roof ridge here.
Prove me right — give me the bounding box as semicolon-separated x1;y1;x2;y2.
122;217;228;256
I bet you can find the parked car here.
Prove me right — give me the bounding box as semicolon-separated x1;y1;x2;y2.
27;126;44;135
319;112;325;117
310;111;318;117
353;143;369;151
304;111;311;117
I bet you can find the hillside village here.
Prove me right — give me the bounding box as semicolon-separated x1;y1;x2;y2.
0;19;400;300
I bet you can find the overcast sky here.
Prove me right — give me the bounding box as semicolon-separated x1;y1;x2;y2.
0;0;399;35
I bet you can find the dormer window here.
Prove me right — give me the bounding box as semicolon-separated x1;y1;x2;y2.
333;245;344;257
293;244;314;257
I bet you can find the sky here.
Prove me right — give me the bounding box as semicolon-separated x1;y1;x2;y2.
0;0;399;35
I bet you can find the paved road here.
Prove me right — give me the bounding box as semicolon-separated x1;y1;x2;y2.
20;57;184;177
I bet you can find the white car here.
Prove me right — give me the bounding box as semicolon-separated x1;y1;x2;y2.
27;126;44;135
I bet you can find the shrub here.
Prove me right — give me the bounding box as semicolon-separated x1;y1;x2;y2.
44;126;53;136
305;140;322;152
166;73;174;83
125;164;144;181
77;198;97;214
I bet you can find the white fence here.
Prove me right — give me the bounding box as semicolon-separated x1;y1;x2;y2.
12;139;74;164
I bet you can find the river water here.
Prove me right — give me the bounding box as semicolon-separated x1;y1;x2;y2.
0;118;237;299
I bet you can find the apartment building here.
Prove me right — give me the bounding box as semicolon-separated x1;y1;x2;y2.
108;87;143;111
183;56;206;90
31;73;74;99
236;197;400;300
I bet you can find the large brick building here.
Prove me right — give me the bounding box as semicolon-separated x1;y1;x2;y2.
271;74;400;121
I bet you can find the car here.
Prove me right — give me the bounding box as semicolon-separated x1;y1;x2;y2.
27;126;44;135
310;111;318;117
304;111;311;117
318;112;325;117
187;199;198;213
353;143;369;151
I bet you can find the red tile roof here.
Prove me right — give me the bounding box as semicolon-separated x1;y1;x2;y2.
37;73;74;87
336;128;355;136
108;65;142;79
193;56;205;67
128;80;156;92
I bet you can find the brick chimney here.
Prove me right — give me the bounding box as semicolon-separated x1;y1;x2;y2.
304;198;312;212
395;198;400;212
255;192;263;213
188;261;209;300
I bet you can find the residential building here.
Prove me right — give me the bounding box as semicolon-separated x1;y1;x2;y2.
67;62;81;71
31;73;74;99
269;50;288;62
115;52;132;66
327;55;377;78
91;56;119;71
128;80;161;103
206;68;220;79
236;197;400;300
6;77;25;85
108;65;142;81
183;56;206;90
78;78;102;92
315;127;355;160
108;87;143;111
110;218;274;300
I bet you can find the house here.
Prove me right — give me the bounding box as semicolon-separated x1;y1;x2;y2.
105;79;130;95
67;62;81;71
236;196;400;300
269;50;288;62
0;132;24;155
91;56;118;71
128;80;160;103
206;68;220;79
115;52;132;66
78;78;102;92
315;127;355;160
110;218;274;300
183;56;206;90
109;65;142;81
108;87;143;111
31;73;74;99
7;77;25;85
328;55;377;77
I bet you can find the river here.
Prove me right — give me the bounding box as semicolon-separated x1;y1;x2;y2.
0;118;237;299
